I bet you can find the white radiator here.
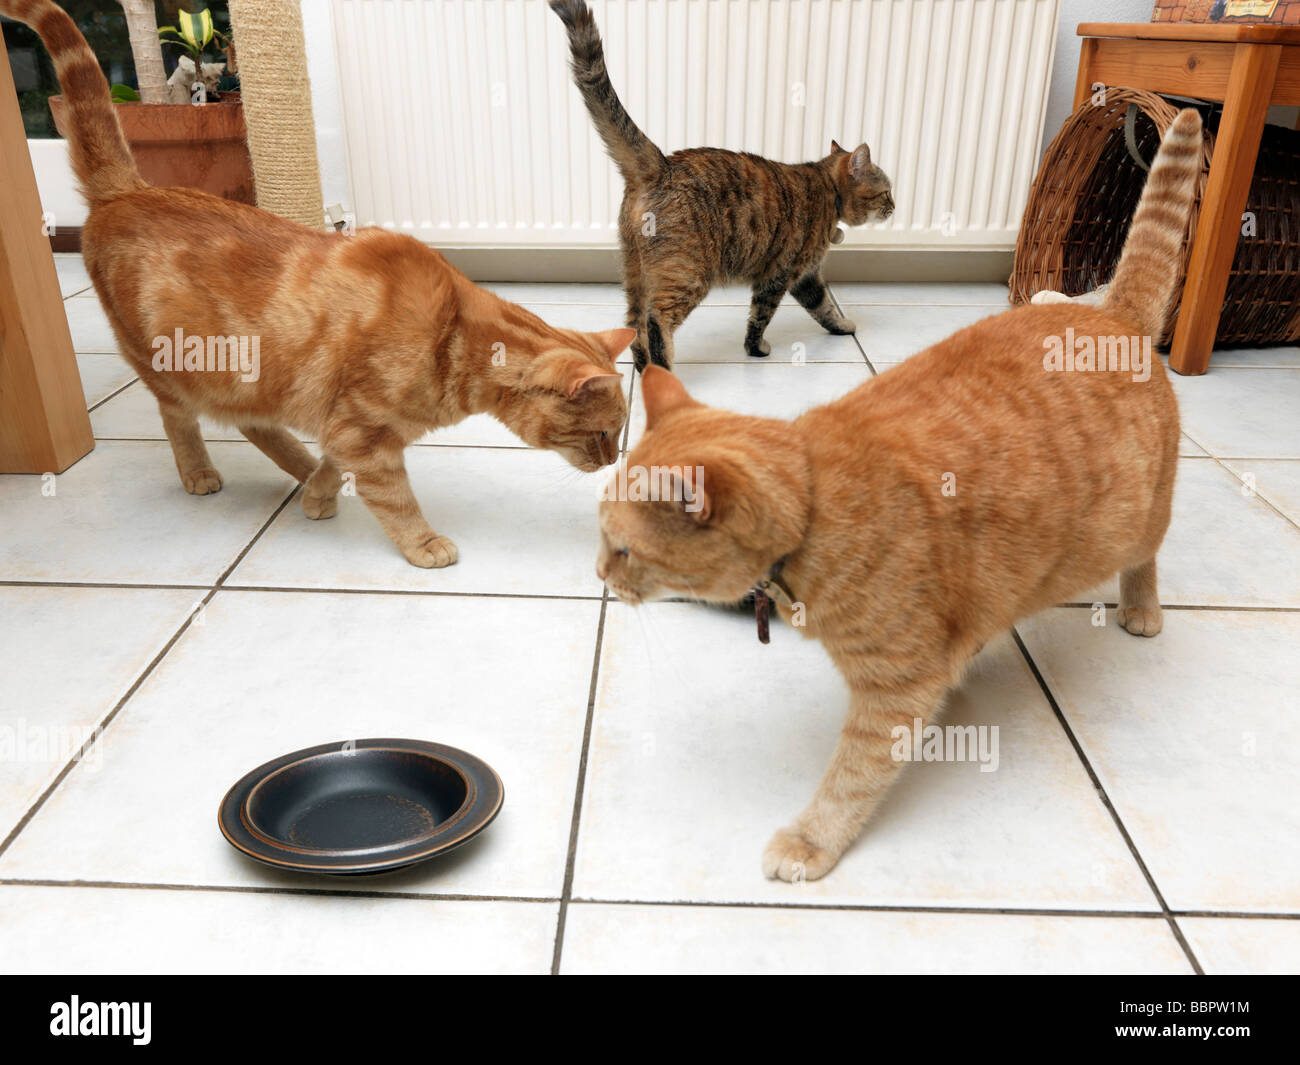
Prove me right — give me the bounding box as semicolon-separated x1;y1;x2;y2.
330;0;1059;250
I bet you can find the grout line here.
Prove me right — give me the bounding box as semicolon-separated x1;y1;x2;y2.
62;284;95;300
1010;628;1205;975
0;878;559;905
85;377;139;414
0;486;300;864
568;898;1167;918
826;284;879;375
1054;601;1300;613
551;589;611;975
14;876;1292;922
1203;453;1300;536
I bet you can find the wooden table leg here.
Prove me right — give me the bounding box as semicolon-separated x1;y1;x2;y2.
0;43;93;473
1073;38;1099;110
1169;43;1281;376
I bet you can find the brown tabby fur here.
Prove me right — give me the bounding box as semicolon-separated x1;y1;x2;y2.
597;109;1204;882
11;0;633;568
550;0;894;370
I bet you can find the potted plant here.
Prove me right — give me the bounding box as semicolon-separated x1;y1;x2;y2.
47;3;254;205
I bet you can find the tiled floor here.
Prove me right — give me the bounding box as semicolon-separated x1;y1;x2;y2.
1;255;1296;975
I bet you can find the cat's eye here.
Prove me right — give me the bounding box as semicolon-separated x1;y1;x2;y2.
613;547;629;558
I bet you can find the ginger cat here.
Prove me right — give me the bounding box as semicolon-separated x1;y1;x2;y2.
597;109;1203;882
12;0;632;568
550;0;893;370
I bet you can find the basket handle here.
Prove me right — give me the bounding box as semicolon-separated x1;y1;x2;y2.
1124;104;1151;173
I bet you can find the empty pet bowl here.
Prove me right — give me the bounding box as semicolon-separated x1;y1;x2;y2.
218;739;503;875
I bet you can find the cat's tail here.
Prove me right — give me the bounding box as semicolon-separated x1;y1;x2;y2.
1;0;144;204
549;0;666;186
1102;108;1203;339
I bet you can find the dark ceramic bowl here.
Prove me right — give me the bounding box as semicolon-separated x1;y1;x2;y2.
218;739;503;875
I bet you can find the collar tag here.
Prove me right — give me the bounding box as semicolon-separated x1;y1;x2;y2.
754;589;772;644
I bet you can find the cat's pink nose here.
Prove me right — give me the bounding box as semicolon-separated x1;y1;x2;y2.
596;560;609;582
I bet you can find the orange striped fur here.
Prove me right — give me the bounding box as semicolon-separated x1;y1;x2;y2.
9;0;632;567
597;111;1202;882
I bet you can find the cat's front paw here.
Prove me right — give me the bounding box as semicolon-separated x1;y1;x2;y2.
745;337;772;359
824;315;856;335
403;534;459;569
762;827;839;883
1118;604;1163;637
301;490;338;520
181;467;223;495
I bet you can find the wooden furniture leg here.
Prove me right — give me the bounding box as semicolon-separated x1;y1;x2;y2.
0;42;93;474
1073;38;1099;110
1169;43;1281;376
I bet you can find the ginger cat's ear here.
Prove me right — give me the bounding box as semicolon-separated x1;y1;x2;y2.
592;327;637;359
830;139;845;154
671;466;714;524
566;364;624;399
641;366;699;430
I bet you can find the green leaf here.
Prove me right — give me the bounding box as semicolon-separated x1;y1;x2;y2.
109;83;140;103
176;8;215;51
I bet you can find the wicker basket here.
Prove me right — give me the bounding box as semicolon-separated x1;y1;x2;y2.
1011;88;1300;347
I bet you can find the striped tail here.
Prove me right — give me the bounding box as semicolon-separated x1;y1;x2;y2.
1102;108;1203;339
2;0;143;204
548;0;666;186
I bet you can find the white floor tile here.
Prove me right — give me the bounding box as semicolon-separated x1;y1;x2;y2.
1179;917;1300;975
831;282;1011;306
1170;368;1300;459
560;904;1191;975
1016;609;1300;913
0;441;294;585
77;354;135;409
625;361;871;448
668;305;865;364
574;607;1156;909
0;591;599;899
1194;346;1300;369
483;282;625;305
89;379;532;451
841;303;1003;365
63;295;118;354
1079;458;1300;608
227;446;606;595
53;253;92;298
0;885;555;975
0;587;198;838
1221;459;1300;528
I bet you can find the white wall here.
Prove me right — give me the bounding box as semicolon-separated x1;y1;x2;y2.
1041;0;1152;151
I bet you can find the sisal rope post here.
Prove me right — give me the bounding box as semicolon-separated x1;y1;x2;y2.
228;0;326;229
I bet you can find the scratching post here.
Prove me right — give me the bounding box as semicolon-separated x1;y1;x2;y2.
228;0;326;229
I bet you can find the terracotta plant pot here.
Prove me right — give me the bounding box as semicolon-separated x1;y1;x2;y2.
48;94;255;204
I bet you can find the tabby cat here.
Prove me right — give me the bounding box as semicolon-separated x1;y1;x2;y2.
550;0;894;370
10;0;632;568
597;109;1202;881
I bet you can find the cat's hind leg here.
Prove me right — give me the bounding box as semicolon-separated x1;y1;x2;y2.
644;271;709;369
745;275;793;358
763;677;947;882
155;394;222;495
791;269;856;336
1118;558;1163;636
621;236;651;372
